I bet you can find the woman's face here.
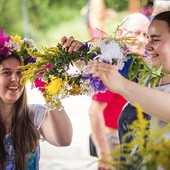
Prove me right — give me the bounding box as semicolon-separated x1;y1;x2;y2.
146;20;170;73
0;57;24;104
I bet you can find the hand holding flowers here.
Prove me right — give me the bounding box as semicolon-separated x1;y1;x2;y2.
61;36;83;53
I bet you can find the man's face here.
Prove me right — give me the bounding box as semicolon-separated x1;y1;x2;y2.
121;18;149;56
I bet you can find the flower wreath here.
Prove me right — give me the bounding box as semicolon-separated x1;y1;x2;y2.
0;30;37;63
0;29;167;109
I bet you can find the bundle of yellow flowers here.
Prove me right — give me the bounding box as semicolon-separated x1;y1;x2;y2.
101;103;170;170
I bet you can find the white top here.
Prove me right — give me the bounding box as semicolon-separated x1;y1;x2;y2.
29;104;47;130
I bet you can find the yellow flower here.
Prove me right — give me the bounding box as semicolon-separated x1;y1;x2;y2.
69;83;83;95
46;77;64;95
11;34;21;42
154;140;170;170
11;34;22;50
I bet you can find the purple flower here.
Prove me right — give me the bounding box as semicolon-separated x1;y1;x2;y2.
90;53;98;60
144;50;149;57
25;57;37;64
82;42;89;50
82;74;106;92
90;76;106;92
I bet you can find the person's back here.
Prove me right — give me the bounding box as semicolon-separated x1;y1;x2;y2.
147;0;170;21
153;0;170;15
88;0;117;38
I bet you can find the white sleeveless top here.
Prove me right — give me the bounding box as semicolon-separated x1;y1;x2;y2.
151;84;170;139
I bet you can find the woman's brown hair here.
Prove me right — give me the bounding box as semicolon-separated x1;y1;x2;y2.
152;11;170;32
0;55;40;169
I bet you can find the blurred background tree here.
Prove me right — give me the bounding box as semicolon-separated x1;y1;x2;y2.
106;0;129;11
0;0;129;47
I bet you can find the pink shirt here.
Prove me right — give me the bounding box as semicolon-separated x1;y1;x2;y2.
92;90;127;129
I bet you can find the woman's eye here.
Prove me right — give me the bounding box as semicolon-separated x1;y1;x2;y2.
153;39;159;43
3;71;11;75
150;39;159;44
17;71;22;77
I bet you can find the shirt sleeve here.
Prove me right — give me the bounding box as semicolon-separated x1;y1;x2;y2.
92;90;115;103
29;104;47;130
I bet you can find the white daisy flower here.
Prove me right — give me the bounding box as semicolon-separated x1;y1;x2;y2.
96;40;124;63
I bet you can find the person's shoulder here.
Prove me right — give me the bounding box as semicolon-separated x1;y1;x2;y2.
92;90;116;103
29;104;47;128
92;90;114;97
29;104;47;117
29;104;46;110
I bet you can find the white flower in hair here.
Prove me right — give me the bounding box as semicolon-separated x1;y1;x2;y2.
9;40;19;51
23;38;36;50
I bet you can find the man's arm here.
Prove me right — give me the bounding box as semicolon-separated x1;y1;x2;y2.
89;99;110;156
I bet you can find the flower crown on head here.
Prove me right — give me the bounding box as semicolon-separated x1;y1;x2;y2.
0;29;37;64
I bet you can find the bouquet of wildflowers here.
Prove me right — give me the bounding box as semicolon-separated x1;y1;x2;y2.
18;27;167;109
0;29;166;109
18;32;137;108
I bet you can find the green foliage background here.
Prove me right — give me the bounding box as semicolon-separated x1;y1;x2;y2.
0;0;129;48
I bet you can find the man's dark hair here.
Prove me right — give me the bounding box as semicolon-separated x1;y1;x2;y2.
147;1;153;7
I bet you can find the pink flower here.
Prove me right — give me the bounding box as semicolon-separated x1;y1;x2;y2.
45;63;52;69
34;78;46;92
37;71;45;76
36;64;52;77
0;29;11;57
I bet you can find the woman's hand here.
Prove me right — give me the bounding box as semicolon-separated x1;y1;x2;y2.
60;36;83;52
87;61;126;93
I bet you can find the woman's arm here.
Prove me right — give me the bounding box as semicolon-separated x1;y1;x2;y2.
88;61;170;122
119;78;170;122
40;108;73;146
39;36;82;146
